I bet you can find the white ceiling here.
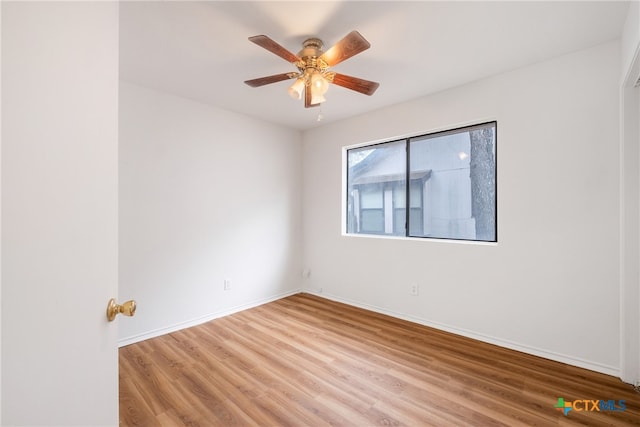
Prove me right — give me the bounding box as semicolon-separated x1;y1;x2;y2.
119;1;629;131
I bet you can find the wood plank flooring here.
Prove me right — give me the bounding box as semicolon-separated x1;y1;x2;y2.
120;293;640;426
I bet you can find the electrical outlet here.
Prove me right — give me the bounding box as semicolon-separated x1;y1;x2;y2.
224;279;231;291
410;283;419;296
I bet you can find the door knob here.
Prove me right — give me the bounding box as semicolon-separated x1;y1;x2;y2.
106;298;136;322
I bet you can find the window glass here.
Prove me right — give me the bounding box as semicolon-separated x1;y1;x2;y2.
360;185;383;208
361;210;384;233
346;122;496;242
346;140;406;236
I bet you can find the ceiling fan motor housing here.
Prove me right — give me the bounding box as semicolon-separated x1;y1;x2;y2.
299;38;323;58
298;38;329;72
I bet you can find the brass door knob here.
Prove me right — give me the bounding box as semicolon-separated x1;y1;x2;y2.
106;298;136;322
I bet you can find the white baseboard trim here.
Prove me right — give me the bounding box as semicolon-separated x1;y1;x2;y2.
305;290;620;378
118;289;302;347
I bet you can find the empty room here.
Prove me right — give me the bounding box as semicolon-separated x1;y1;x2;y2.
2;1;640;426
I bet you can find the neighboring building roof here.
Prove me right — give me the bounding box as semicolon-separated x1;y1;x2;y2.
351;170;431;185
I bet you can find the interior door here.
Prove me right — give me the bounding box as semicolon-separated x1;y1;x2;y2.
620;30;640;386
2;2;120;425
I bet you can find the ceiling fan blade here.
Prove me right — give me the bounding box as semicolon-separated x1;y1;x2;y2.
244;72;298;87
331;73;379;96
248;35;301;63
319;31;371;67
304;86;320;108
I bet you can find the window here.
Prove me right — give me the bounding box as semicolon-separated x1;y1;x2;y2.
346;122;496;242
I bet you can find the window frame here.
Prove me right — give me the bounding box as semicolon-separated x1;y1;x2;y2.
343;121;497;243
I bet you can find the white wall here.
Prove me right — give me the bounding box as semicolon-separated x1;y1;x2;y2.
118;82;303;344
2;2;119;425
303;41;621;375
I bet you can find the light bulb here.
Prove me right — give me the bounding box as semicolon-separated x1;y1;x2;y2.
287;77;305;100
310;71;329;95
309;71;328;105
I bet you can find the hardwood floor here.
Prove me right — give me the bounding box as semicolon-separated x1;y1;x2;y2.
120;293;640;426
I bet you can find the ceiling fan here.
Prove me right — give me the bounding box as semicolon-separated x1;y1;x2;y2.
244;31;380;108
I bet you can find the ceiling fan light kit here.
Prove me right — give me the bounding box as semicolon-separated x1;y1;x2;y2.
287;77;306;100
244;31;379;109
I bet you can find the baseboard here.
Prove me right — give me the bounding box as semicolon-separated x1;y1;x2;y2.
305;290;620;378
118;289;302;347
119;288;621;378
